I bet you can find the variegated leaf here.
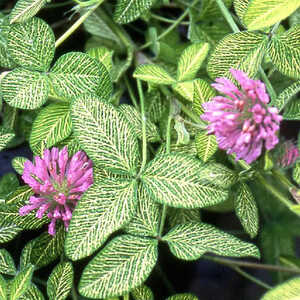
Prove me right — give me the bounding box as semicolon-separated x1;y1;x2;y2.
18;284;44;300
12;157;27;175
141;153;229;208
0;219;22;244
29;102;72;156
283;98;300;120
65;179;138;260
268;24;300;79
0;274;6;300
131;285;154;300
167;294;198;300
86;47;114;73
0;249;16;276
162;222;260;260
47;262;73;300
79;235;158;299
7;17;54;71
168;207;201;228
195;132;218;162
234;0;250;23
193;79;216;114
1;68;49;109
207;31;268;79
0;127;15;152
71;94;140;175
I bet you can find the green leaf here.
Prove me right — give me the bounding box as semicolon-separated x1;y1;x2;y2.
133;64;176;85
7;17;54;71
12;157;27;175
195;132;218;162
167;294;198;300
177;43;210;81
0;173;19;202
283;98;300;120
172;81;195;102
0;128;15;152
261;276;300;299
168;208;201;228
271;80;300;111
20;241;34;271
118;104;161;142
141;153;229;208
234;0;250;22
124;184;160;237
86;47;113;74
9;0;47;24
6;186;33;206
19;284;44;300
243;0;300;30
1;68;49;109
234;183;259;238
145;91;166;123
193;79;216;114
0;220;22;244
162;222;260;260
114;0;153;24
71;94;140;175
56;134;81;157
29;103;72;155
0;249;16;276
47;262;73;300
79;235;158;299
65;178;138;260
9;264;34;300
131;285;154;300
27;226;65;268
198;0;233;20
293;163;300;185
50;52;112;100
268;25;300;79
207;31;268;79
197;162;238;189
0;274;6;300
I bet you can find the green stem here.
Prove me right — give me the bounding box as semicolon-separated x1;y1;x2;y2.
272;169;295;190
231;266;272;289
137;80;148;174
32;277;47;287
215;0;277;102
73;0;101;7
151;13;190;25
123;294;129;300
55;2;102;48
72;285;79;300
139;0;199;50
203;255;300;274
125;76;139;110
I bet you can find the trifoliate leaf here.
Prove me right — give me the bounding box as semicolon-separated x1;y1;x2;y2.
271;80;300;111
12;157;27;175
29;102;72;155
50;52;112;100
0;219;22;244
167;294;198;300
26;226;65;268
86;47;113;74
9;0;47;24
0;127;15;152
261;276;300;299
193;79;216;114
0;274;6;300
79;235;158;299
234;183;259;238
131;285;154;300
133;64;176;85
141;153;229;208
177;43;210;81
19;284;44;300
0;249;16;276
71;94;140;175
207;31;268;79
195;132;218;162
124;184;160;237
7;17;54;71
47;262;73;300
9;264;34;300
268;24;300;79
243;0;300;30
118;104;161;142
162;222;260;260
1;68;49;109
65;178;138;260
114;0;153;24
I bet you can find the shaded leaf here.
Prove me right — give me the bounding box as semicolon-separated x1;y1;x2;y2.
19;284;44;300
12;157;27;175
131;285;154;300
86;47;113;73
283;98;300;120
167;294;198;300
0;128;15;152
79;235;158;299
0;249;16;276
162;222;260;260
65;178;138;260
0;274;6;300
168;207;201;228
71;94;140;175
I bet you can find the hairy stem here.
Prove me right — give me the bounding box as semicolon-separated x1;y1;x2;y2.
215;0;277;102
55;2;102;48
137;80;148;174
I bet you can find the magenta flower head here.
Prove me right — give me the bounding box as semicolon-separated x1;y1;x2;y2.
201;68;282;164
276;140;299;168
19;147;93;235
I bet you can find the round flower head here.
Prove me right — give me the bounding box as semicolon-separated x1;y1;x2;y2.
276;140;299;168
201;69;282;164
19;147;93;235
